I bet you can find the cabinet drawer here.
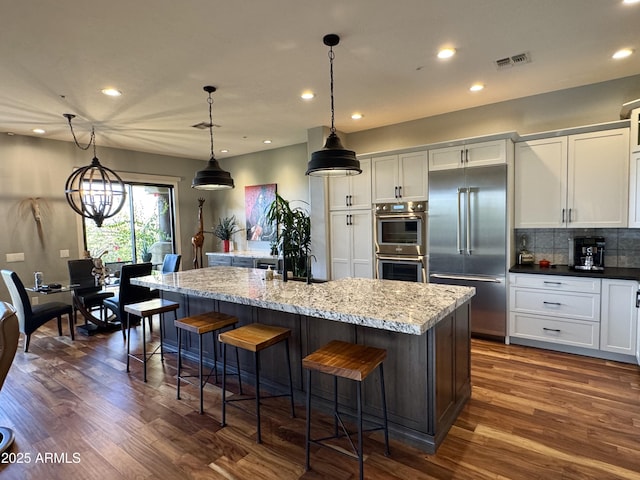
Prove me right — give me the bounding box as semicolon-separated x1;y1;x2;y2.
509;273;600;293
510;313;599;349
510;288;600;322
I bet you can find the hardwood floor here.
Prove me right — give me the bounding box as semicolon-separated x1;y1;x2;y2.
0;320;639;479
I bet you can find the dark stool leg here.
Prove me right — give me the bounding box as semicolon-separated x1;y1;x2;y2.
142;314;147;383
380;363;390;456
305;369;312;471
57;315;62;336
285;339;295;418
212;330;219;384
333;376;339;437
159;314;165;362
357;380;363;480
234;325;243;395
255;350;262;444
198;332;204;414
126;313;132;372
176;327;182;400
221;342;227;427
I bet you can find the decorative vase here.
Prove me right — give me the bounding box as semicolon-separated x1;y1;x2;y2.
223;240;230;253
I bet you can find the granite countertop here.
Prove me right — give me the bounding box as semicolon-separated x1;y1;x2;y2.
509;264;640;281
205;251;277;259
132;267;475;335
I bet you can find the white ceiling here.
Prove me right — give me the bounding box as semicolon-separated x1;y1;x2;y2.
1;0;638;162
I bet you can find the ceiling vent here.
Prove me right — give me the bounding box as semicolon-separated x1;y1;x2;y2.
495;52;531;70
191;122;221;129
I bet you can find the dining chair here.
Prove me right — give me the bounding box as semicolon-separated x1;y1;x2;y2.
103;263;155;339
1;270;74;352
67;259;114;325
161;254;181;273
0;301;19;453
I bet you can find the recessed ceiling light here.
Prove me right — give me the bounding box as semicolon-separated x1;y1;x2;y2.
101;88;122;97
351;113;363;120
220;149;229;153
437;48;456;59
469;83;484;92
301;91;315;100
612;48;633;59
622;0;640;4
263;139;272;144
32;128;46;134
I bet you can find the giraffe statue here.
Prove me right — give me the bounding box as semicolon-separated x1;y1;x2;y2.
191;198;205;268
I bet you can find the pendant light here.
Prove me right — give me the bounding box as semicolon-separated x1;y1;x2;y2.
192;86;235;190
306;34;361;177
63;114;126;227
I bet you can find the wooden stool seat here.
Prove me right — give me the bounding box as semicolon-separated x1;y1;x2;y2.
302;340;387;381
303;340;390;480
124;298;180;382
218;323;291;352
218;323;295;443
175;311;241;414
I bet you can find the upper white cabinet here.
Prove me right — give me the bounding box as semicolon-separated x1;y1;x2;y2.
515;128;630;228
600;279;639;356
328;157;372;211
428;139;507;171
372;151;428;203
630;107;640;153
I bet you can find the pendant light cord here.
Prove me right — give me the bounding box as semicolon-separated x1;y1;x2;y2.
328;46;336;135
208;91;215;157
65;114;97;157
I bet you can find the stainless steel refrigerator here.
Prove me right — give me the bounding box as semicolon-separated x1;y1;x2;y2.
428;164;507;338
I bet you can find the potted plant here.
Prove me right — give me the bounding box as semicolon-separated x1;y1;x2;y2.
213;215;241;252
265;193;312;279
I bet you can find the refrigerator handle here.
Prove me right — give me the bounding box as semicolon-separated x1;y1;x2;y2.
457;187;464;254
466;187;472;255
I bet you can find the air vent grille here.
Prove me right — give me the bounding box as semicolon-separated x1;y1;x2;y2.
495;52;531;70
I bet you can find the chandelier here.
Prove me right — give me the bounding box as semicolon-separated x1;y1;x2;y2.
63;114;126;227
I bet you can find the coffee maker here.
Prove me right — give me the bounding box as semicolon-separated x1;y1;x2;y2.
573;236;605;271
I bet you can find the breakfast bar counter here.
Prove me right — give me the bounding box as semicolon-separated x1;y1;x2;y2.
133;267;475;453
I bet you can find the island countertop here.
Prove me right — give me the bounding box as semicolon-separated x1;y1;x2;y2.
132;267;475;335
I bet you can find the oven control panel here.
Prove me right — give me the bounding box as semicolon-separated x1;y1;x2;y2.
375;201;426;213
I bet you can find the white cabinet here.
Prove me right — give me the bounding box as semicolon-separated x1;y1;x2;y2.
509;273;601;349
329;210;373;280
428;139;507;171
600;279;638;356
372;151;428;203
628;152;640;227
328;157;372;211
630;107;640;153
515;128;630;228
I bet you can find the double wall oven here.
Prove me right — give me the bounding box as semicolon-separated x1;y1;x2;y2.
374;201;428;282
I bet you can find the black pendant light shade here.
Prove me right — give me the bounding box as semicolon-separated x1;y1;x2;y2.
306;34;361;177
192;156;235;190
192;85;234;190
63;113;126;227
306;132;361;176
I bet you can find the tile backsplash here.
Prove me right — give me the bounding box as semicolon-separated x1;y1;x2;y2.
514;228;640;268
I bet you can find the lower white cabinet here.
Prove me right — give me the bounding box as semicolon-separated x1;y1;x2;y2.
509;274;601;349
510;273;640;361
600;279;639;356
329;209;373;280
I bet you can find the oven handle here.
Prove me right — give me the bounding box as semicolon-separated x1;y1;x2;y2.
377;255;425;262
375;213;424;220
430;273;502;283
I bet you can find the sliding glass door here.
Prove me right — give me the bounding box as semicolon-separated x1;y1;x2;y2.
84;183;177;269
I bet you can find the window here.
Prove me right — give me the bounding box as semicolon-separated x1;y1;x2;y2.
84;183;177;268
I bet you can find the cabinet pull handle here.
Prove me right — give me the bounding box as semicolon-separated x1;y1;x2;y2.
460;150;464;164
398;185;402;198
543;281;562;285
562;208;565;223
348;195;352;206
636;290;640;308
345;195;348;207
465;148;469;163
568;208;572;223
543;301;562;306
543;327;561;333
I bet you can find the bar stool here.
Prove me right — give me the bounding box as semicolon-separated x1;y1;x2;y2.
124;298;179;382
302;340;390;480
218;323;295;443
175;311;242;414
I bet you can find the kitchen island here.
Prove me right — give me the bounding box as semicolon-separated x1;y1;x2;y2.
132;267;475;453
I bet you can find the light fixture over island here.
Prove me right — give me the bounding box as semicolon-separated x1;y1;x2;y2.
132;267;475;453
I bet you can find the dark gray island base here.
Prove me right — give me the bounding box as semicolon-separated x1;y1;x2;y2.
133;268;475;453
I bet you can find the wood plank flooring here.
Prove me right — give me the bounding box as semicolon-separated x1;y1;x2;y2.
0;320;639;479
